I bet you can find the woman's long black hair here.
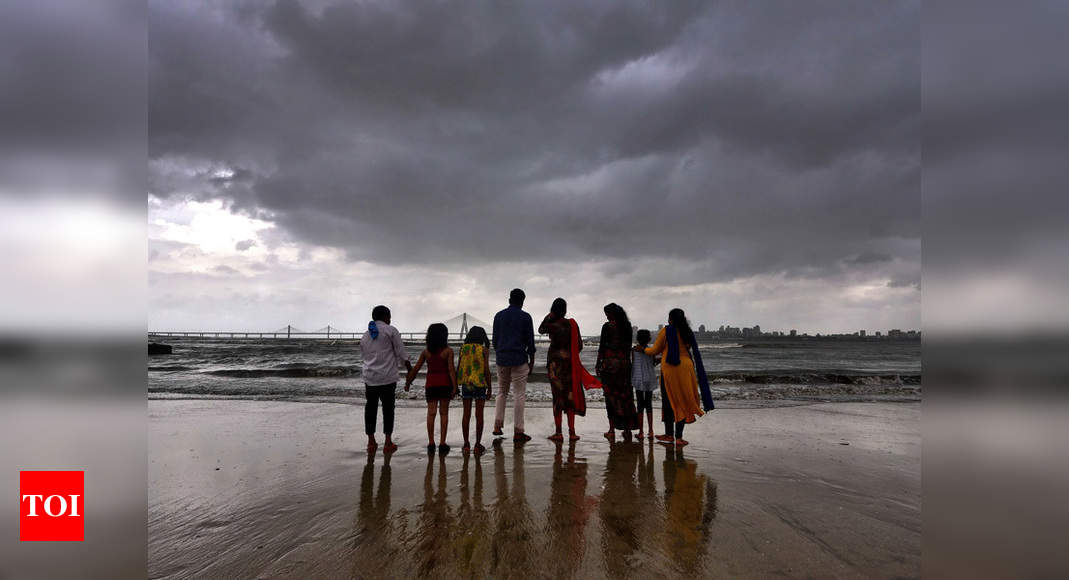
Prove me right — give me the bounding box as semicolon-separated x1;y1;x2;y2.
426;323;449;353
604;303;633;345
550;297;567;318
668;308;695;346
464;325;490;348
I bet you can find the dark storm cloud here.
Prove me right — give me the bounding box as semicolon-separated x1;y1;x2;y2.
149;0;919;285
846;251;894;266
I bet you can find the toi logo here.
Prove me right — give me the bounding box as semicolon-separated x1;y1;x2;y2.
19;471;84;541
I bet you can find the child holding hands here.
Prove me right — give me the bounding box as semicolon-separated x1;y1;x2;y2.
631;329;659;439
457;326;493;454
406;323;457;454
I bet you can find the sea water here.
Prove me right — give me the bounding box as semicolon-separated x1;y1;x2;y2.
148;337;920;407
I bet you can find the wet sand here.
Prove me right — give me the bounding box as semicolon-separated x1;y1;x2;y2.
149;400;919;579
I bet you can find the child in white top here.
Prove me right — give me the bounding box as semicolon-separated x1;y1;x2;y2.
631;329;659;439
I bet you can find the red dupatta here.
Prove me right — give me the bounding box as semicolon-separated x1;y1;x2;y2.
569;319;601;416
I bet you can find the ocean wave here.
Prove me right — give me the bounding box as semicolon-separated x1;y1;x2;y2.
148;386;357;398
716;383;921;401
738;342;844;349
154;365;920;389
706;372;921;385
203;367;362;378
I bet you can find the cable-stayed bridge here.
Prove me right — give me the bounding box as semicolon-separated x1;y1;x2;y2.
442;313;490;337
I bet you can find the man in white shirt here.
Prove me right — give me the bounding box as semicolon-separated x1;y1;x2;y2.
360;305;412;453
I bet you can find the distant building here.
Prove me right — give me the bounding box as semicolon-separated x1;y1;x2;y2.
888;329;903;338
790;329;797;337
698;324;706;333
875;331;882;337
859;330;866;337
753;325;761;336
717;325;742;338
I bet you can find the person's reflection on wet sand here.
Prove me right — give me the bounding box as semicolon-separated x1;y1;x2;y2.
353;452;399;579
456;451;492;575
634;439;663;545
662;445;718;575
544;440;595;578
416;454;457;576
489;440;535;577
637;439;658;500
599;442;644;577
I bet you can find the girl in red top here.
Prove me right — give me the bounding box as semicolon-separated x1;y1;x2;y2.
406;323;457;454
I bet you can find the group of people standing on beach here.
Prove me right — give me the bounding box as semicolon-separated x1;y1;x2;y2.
359;288;715;455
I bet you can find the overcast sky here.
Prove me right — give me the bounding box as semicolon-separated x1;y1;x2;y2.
147;0;921;334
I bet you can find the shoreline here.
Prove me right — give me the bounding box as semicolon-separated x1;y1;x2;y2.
150;399;920;578
147;392;922;407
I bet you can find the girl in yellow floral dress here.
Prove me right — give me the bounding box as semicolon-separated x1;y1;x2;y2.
458;326;493;454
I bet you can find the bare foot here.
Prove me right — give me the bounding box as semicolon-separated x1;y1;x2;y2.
603;431;615;440
569;433;581;441
548;433;564;442
367;440;378;452
383;442;397;453
675;439;689;447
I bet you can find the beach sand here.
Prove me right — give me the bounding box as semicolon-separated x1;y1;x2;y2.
149;400;919;579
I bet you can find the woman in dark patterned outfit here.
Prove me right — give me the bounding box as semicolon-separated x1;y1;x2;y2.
538;297;583;441
597;303;640;440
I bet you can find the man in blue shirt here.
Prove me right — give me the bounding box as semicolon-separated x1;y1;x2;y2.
492;288;536;441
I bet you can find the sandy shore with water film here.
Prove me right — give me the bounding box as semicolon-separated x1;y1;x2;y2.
149;399;919;578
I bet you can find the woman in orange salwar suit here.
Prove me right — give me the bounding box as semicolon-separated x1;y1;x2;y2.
642;308;714;446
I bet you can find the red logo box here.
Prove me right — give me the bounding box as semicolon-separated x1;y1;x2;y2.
19;471;84;541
